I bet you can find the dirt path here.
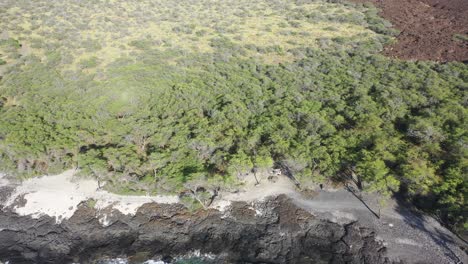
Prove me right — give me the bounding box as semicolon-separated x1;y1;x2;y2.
211;173;467;263
351;0;468;62
2;171;466;263
291;189;467;264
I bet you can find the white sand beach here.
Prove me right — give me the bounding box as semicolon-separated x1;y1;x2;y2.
1;170;179;223
210;172;297;212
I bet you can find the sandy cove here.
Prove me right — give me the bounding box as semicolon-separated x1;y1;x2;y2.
0;170;179;223
0;170;296;224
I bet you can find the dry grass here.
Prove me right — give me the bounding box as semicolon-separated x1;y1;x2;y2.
0;0;379;68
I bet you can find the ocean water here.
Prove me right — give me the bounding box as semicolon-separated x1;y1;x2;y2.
95;251;215;264
96;257;209;264
1;253;212;264
1;257;209;264
1;251;214;264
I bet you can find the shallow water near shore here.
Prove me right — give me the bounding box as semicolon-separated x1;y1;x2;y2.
95;256;210;264
94;251;215;264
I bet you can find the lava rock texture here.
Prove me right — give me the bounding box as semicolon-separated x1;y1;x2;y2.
0;195;395;264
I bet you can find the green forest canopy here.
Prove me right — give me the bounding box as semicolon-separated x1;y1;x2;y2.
0;0;466;230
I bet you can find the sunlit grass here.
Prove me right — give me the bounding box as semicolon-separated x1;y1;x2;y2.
0;0;381;69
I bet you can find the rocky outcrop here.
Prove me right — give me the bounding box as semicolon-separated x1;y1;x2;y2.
0;195;394;264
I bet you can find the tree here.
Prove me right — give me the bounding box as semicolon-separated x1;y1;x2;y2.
400;149;440;196
356;151;400;197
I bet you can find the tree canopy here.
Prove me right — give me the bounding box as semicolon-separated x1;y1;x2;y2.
0;0;466;231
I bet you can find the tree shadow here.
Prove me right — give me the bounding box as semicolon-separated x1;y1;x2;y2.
394;198;466;264
344;184;381;219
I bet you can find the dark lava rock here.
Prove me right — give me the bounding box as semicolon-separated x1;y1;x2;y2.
0;186;14;205
0;195;395;264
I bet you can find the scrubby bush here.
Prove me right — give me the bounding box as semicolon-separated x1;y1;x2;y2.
0;0;466;232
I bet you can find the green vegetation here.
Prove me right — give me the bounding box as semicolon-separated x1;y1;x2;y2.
453;34;468;42
86;199;97;209
0;0;391;67
0;0;466;231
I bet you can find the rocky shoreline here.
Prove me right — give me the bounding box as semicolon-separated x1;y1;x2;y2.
0;194;392;264
0;172;466;264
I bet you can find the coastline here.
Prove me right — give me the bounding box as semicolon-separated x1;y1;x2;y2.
0;171;466;264
0;170;179;224
0;170;301;224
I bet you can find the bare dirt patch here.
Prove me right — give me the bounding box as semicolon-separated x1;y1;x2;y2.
351;0;468;62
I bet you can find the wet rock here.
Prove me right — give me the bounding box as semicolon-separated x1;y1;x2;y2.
0;186;14;205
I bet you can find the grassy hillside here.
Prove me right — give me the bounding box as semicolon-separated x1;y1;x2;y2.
0;0;466;230
0;0;390;67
